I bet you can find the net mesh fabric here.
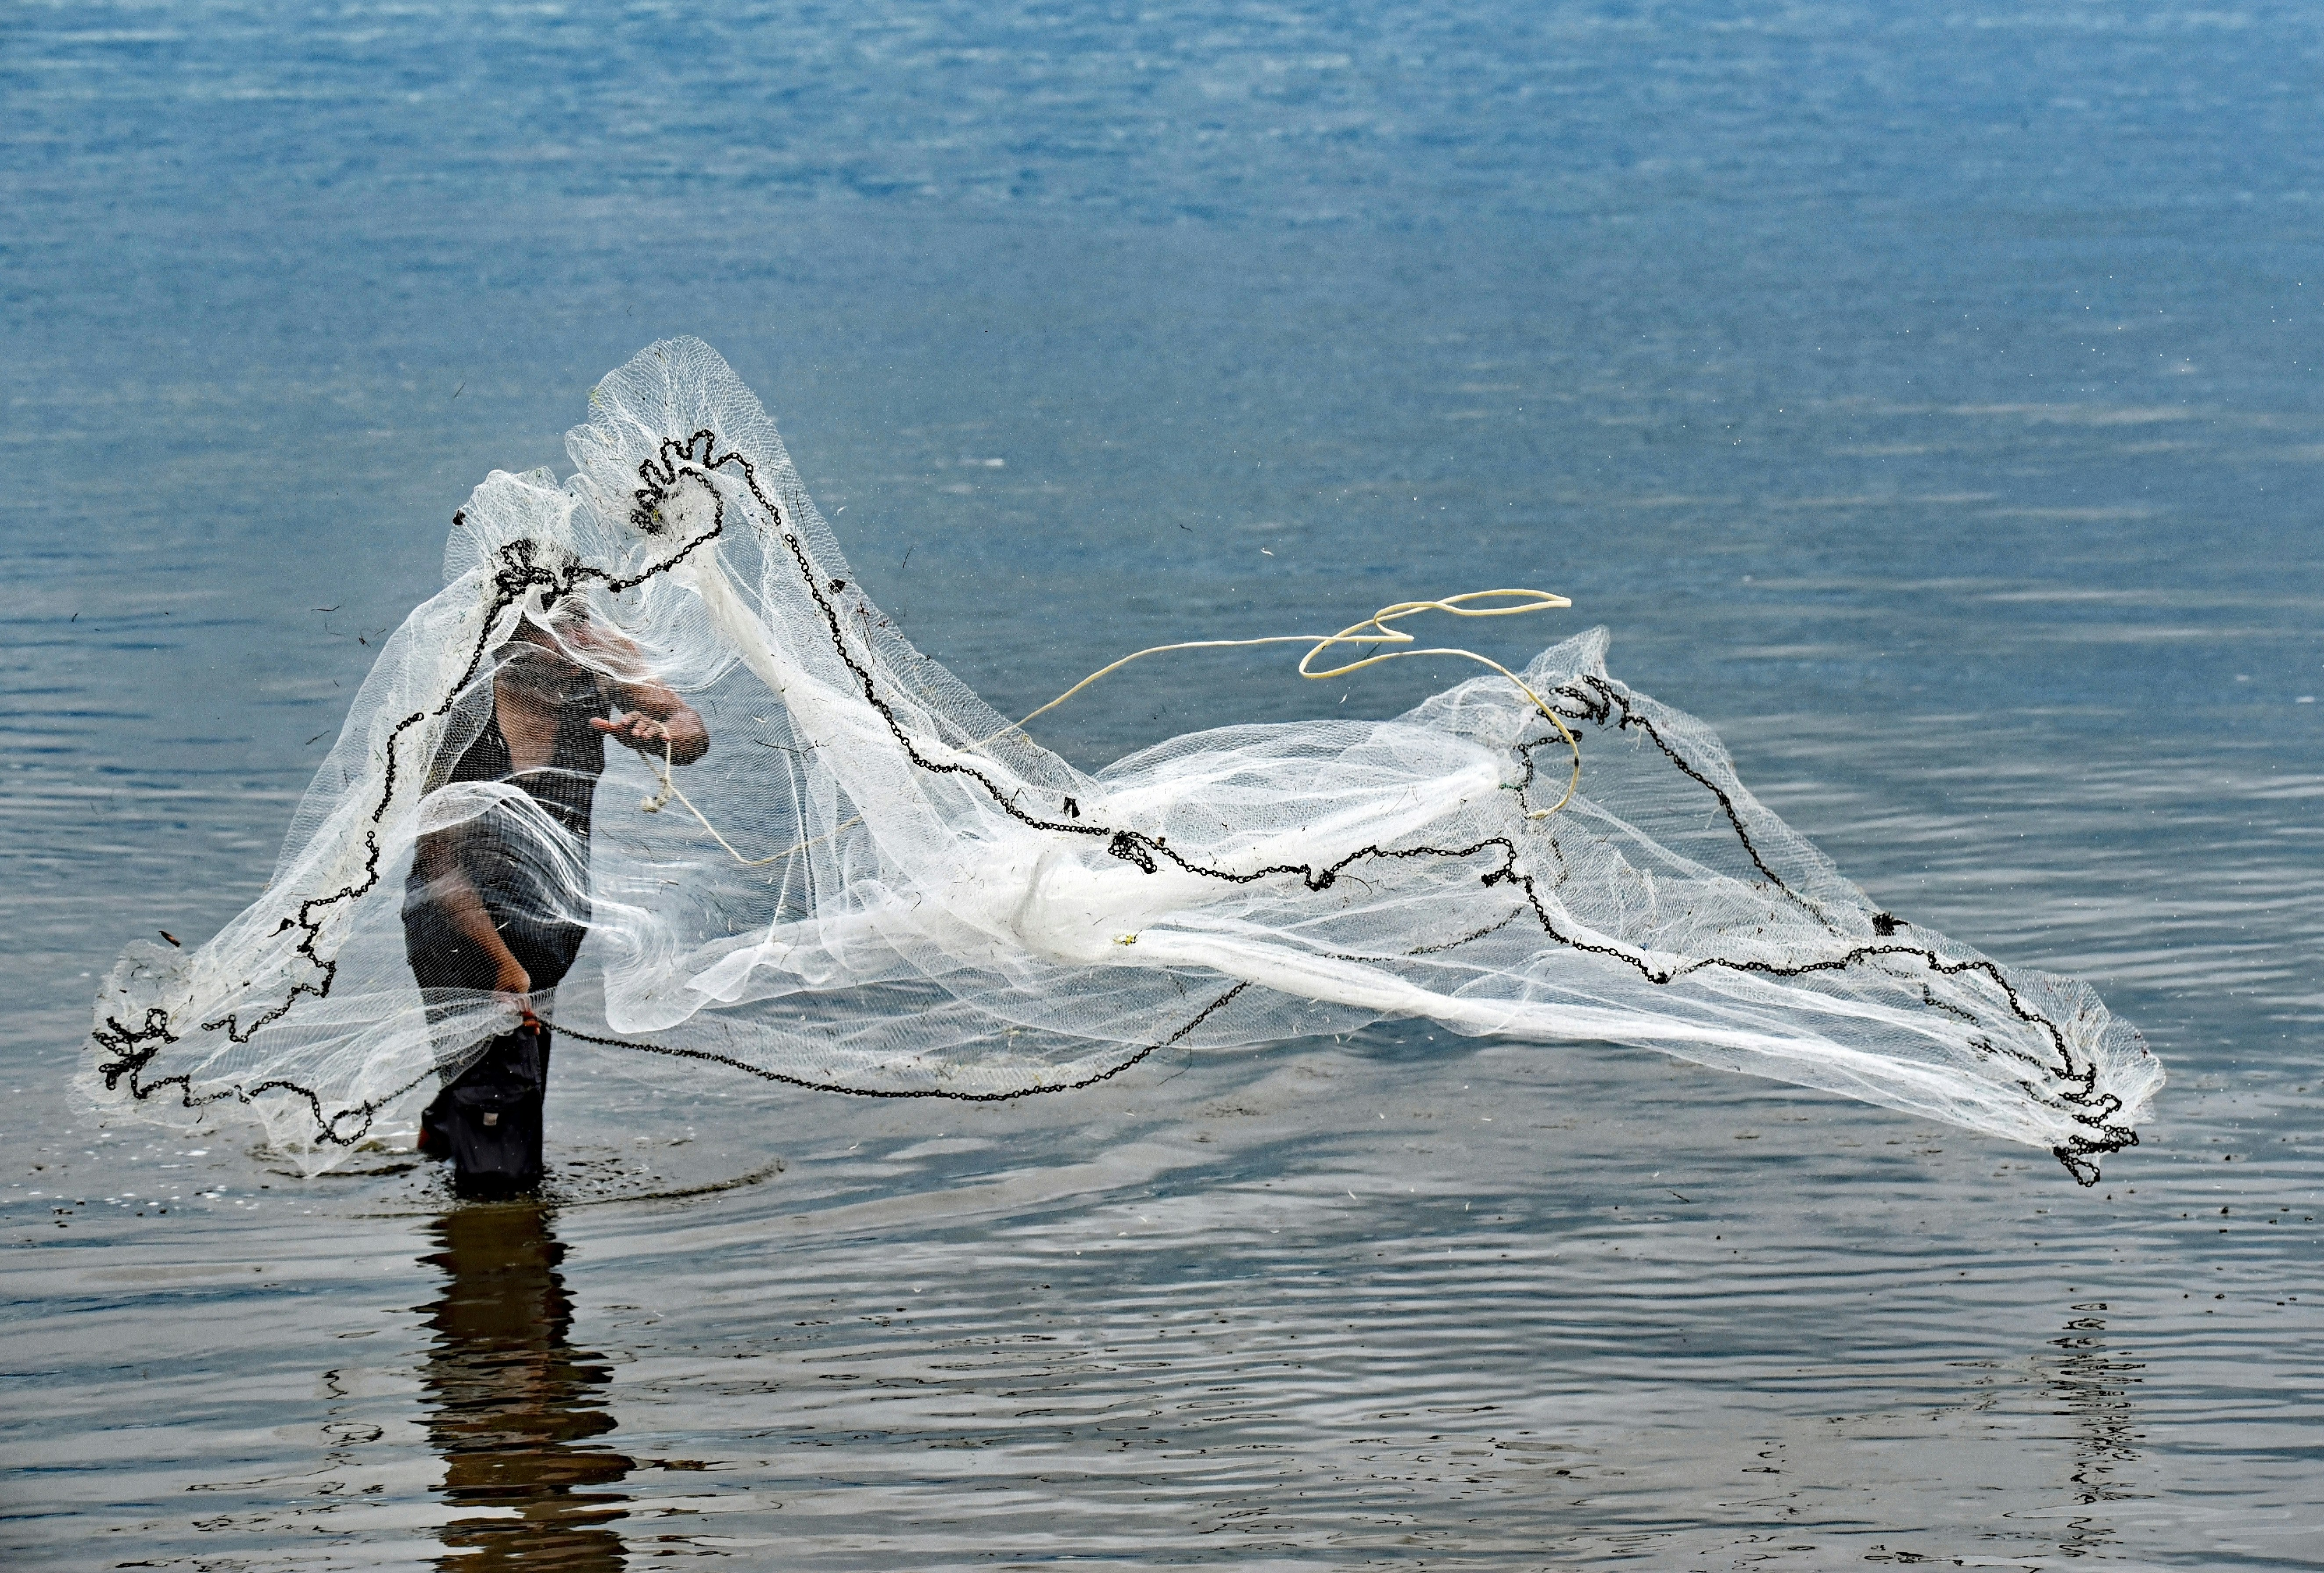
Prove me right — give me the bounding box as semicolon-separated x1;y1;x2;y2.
85;338;2162;1182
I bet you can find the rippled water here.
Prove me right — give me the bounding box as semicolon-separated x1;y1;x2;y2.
5;2;2322;1567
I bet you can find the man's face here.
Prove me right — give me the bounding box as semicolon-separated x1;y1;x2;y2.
507;614;587;677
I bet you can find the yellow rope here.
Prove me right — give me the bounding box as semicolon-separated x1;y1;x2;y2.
988;589;1582;816
641;587;1581;868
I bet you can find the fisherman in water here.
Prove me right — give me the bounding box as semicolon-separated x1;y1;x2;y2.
403;596;709;1193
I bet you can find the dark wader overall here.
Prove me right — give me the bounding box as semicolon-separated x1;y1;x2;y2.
403;668;610;1197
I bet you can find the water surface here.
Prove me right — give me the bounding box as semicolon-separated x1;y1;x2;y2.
4;2;2321;1566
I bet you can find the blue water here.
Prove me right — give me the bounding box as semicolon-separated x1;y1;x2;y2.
4;2;2321;1566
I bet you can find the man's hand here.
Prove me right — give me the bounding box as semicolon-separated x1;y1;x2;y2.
593;706;709;765
493;955;538;1027
593;711;674;752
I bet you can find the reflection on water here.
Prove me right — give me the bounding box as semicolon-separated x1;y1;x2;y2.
2043;1304;2145;1560
420;1202;632;1570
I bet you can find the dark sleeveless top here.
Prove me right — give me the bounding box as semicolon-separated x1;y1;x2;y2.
402;660;613;996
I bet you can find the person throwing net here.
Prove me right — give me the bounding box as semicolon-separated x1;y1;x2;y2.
403;603;707;1192
85;338;2162;1187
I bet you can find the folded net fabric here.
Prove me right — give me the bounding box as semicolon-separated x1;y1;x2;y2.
86;338;2162;1181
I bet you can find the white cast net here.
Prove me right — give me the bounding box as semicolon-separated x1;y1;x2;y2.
84;338;2162;1182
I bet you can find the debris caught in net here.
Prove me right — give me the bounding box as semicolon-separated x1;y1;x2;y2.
84;338;2162;1183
